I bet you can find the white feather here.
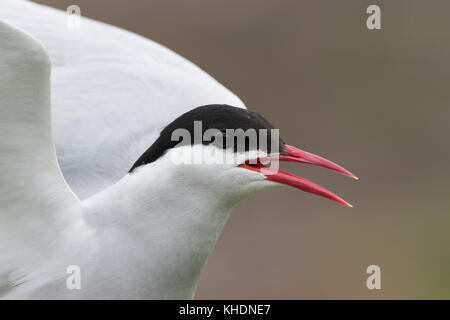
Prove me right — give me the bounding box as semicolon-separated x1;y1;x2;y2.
0;1;269;299
0;0;245;199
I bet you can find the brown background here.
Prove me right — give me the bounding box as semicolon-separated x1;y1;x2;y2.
33;0;450;299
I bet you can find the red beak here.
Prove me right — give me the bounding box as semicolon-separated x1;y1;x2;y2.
238;144;357;207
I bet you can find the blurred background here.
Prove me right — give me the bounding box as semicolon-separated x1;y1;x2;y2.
33;0;450;299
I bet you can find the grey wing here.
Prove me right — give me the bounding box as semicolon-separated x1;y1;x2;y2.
0;0;245;199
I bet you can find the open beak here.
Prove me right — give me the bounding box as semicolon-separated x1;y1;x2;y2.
238;144;357;207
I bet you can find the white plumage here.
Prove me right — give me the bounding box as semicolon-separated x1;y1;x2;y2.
0;0;249;299
0;0;245;200
0;0;355;299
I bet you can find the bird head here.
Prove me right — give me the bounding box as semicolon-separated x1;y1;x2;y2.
128;104;357;208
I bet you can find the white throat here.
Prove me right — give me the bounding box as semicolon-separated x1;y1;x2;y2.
82;158;239;299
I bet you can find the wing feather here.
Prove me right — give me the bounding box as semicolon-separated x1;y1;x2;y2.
0;0;246;199
0;20;82;294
